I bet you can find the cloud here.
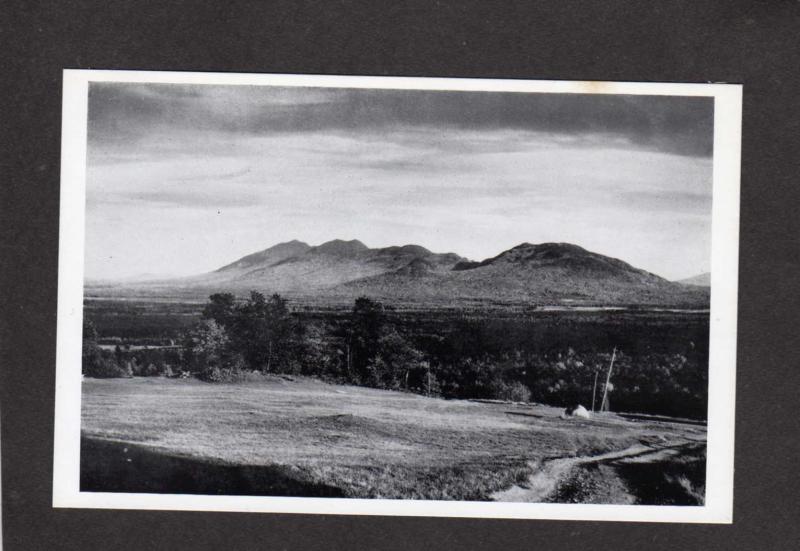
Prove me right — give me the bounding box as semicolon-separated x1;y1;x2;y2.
620;190;712;215
93;190;260;209
88;83;713;158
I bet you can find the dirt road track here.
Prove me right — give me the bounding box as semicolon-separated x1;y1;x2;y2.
491;442;697;503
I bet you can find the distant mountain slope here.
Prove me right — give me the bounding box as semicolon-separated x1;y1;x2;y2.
676;272;711;287
215;240;311;273
194;239;466;292
92;240;709;307
336;242;707;306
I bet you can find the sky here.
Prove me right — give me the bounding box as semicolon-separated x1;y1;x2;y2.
85;82;714;281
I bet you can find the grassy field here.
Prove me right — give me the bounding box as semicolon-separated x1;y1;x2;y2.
81;376;706;502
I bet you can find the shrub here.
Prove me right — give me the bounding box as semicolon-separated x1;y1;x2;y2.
198;366;243;383
492;380;532;403
83;320;130;378
190;319;232;371
197;356;256;383
198;366;225;382
83;350;131;378
142;363;160;377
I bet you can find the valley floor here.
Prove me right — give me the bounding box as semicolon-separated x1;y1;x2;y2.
81;377;706;503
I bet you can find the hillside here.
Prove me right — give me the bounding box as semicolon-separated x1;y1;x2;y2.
216;239;465;291
676;272;711;287
215;239;311;274
91;240;709;307
335;242;709;306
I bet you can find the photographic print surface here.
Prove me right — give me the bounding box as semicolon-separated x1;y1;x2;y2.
53;71;741;522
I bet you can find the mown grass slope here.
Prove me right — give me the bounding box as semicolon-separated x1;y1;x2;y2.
81;377;705;501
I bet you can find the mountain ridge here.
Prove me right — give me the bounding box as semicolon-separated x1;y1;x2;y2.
93;239;709;307
333;242;702;306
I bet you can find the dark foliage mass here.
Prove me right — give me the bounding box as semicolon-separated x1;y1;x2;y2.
83;294;709;419
82;319;177;378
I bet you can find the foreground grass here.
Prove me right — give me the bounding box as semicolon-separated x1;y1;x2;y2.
81;376;705;500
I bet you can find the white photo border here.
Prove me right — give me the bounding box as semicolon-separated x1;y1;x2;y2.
53;69;742;523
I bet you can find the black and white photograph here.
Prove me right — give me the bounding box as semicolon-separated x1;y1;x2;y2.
52;71;741;522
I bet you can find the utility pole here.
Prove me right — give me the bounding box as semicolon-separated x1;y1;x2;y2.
591;370;600;412
346;335;352;375
426;364;432;397
600;347;617;413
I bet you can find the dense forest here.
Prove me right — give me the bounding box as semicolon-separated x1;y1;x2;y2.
83;292;709;419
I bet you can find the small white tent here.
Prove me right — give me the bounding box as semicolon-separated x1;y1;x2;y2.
562;404;591;419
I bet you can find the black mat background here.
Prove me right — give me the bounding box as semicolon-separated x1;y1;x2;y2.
2;1;799;549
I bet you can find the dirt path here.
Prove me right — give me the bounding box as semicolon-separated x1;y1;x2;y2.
491;442;690;503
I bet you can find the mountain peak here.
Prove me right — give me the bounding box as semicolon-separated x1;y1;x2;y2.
312;239;369;257
215;240;310;272
511;242;588;254
474;242;590;267
397;244;432;255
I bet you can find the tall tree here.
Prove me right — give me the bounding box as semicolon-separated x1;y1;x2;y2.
347;297;386;380
231;292;298;372
202;292;236;327
191;319;233;370
82;318;128;377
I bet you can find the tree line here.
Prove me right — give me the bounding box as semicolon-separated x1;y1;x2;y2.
83;292;709;418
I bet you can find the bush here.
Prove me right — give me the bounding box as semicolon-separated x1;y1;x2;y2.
185;319;232;372
491;380;531;403
82;322;131;378
198;366;243;383
198;366;225;382
197;356;260;383
83;350;131;378
142;363;160;377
